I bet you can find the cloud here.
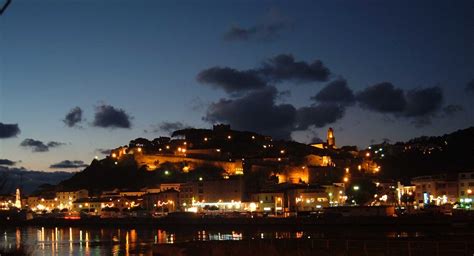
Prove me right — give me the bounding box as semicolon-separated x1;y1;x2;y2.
50;160;88;169
442;104;464;116
92;104;132;129
403;87;443;117
204;86;296;139
410;116;433;128
197;54;331;96
96;148;112;155
223;26;258;41
356;83;447;127
260;54;331;83
295;103;346;130
223;8;289;42
356;82;406;113
0;123;20;139
156;121;189;133
311;79;355;105
63;107;83;127
466;79;474;92
197;67;266;94
19;138;65;152
223;23;286;42
0;159;16;166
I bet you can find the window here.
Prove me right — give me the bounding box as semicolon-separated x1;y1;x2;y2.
461;191;465;196
460;183;465;187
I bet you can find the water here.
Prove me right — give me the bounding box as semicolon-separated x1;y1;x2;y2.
0;226;471;255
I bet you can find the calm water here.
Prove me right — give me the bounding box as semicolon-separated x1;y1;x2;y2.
0;226;470;255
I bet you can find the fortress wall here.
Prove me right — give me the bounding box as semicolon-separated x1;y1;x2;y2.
135;154;243;175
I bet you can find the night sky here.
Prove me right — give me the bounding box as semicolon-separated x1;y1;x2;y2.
1;0;473;171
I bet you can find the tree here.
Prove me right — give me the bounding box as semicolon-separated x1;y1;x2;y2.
345;178;377;206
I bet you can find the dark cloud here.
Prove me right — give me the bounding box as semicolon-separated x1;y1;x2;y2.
93;104;132;129
204;86;296;139
465;79;474;92
356;82;451;127
442;104;464;116
157;121;188;133
196;54;331;96
311;79;355;105
260;54;331;83
96;148;112;155
223;7;289;42
310;136;323;144
0;159;16;166
295;103;346;130
223;23;286;42
223;26;257;41
356;82;406;113
403;87;443;117
19;138;65;152
197;67;266;94
0;123;20;139
411;117;433;128
63;107;83;127
50;160;88;169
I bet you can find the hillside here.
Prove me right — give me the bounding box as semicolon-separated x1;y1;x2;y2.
370;127;474;179
56;126;474;193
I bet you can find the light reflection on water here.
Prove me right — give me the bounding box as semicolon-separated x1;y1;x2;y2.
0;226;448;255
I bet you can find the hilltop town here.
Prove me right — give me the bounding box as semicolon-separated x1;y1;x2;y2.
1;125;473;220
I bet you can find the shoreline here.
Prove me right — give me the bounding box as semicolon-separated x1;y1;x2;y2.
2;215;473;229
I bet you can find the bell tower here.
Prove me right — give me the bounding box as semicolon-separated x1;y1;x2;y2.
327;128;335;148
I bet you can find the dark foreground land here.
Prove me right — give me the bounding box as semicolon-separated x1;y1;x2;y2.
153;238;474;256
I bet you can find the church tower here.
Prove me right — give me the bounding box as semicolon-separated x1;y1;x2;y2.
327;128;335;148
15;188;21;209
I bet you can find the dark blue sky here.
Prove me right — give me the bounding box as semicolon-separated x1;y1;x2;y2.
1;0;473;171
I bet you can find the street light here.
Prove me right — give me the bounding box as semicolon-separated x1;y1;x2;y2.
353;186;360;191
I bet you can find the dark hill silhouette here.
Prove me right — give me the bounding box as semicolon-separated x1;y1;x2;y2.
371;127;474;180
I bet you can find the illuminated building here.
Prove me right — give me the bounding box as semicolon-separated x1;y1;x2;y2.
250;192;285;213
26;196;58;212
145;183;183;194
0;194;16;210
72;196;142;216
55;189;89;210
14;188;21;209
458;171;474;209
458;172;474;197
327;127;335;148
310;127;336;149
411;174;458;206
179;177;244;210
142;189;179;212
